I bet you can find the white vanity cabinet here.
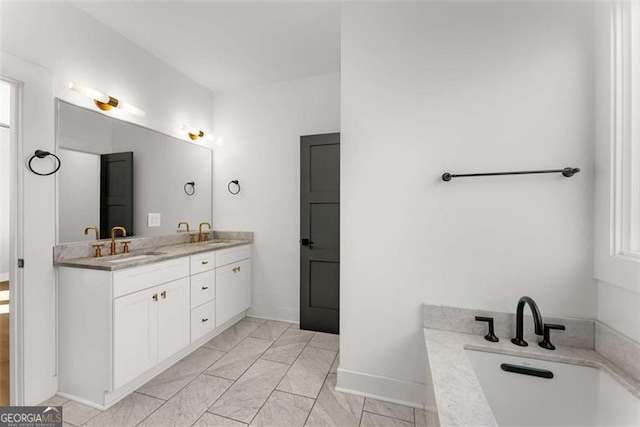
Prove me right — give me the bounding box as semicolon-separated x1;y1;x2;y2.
216;258;251;326
113;277;190;389
57;243;252;410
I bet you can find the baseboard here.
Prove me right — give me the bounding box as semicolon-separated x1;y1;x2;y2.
247;304;299;323
336;367;425;409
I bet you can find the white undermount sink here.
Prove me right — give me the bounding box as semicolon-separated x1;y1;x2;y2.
105;251;165;263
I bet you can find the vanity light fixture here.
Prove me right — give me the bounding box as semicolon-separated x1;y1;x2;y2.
182;123;214;141
68;82;146;117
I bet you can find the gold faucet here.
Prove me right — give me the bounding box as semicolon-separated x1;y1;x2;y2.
178;221;190;232
84;225;100;241
110;226;127;255
198;222;211;242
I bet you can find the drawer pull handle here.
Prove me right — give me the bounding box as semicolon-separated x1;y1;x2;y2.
201;318;209;323
233;266;241;273
161;291;167;299
152;293;158;301
201;260;209;265
201;286;209;290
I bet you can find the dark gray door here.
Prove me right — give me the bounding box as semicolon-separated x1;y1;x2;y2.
100;152;134;238
300;133;340;334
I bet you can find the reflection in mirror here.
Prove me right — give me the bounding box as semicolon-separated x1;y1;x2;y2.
56;99;212;244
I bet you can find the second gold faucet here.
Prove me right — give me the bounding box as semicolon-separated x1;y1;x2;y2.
110;226;127;255
198;222;211;242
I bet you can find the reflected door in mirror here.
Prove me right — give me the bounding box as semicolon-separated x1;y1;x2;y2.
100;152;134;238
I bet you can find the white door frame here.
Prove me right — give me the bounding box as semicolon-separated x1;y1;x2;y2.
3;76;26;406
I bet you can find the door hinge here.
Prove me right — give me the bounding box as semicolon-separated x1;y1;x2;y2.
18;258;24;268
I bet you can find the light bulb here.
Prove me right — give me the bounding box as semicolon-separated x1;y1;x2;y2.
68;81;109;104
119;102;146;117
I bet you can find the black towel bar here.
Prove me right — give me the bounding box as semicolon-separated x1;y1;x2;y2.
442;167;580;182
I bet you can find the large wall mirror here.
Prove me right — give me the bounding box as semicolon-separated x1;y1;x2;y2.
56;100;212;244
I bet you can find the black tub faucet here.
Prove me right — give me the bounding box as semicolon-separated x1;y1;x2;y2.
511;296;544;347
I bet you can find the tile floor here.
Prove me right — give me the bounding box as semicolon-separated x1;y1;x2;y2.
42;317;431;427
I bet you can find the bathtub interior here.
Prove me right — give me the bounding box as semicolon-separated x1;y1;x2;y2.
465;349;640;426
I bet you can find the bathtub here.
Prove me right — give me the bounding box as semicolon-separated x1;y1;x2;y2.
466;349;640;426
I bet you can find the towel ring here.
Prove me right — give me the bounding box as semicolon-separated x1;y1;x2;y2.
228;180;241;195
28;150;61;176
184;181;195;196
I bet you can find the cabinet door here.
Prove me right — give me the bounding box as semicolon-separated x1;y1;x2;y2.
157;277;190;362
113;287;158;389
216;259;251;326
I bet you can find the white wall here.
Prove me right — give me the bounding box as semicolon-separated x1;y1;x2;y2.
1;52;58;405
1;1;213;143
213;72;340;322
593;2;640;343
1;2;214;404
340;2;595;405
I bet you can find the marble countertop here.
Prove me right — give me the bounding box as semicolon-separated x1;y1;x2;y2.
423;328;640;427
55;239;252;271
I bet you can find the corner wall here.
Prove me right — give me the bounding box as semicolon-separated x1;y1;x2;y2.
1;2;214;404
340;2;596;405
213;72;340;322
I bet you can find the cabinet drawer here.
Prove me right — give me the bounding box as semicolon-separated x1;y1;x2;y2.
216;245;251;268
190;270;215;308
113;258;190;298
191;300;215;342
190;252;216;275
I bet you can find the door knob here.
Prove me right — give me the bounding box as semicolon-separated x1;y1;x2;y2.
301;238;314;246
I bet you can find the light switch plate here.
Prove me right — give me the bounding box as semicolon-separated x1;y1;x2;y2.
148;213;161;227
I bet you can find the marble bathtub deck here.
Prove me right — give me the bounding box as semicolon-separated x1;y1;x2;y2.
423;328;640;427
42;317;428;427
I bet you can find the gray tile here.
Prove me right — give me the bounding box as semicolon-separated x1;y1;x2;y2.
250;391;314;427
39;395;69;407
361;412;414;427
261;328;314;365
85;393;163;427
140;375;233;427
209;359;289;424
137;347;226;400
363;399;414;423
204;318;263;352
305;373;364;427
61;400;101;426
250;320;292;341
244;317;266;324
415;408;438;427
205;337;273;380
193;412;248;426
330;352;339;374
308;332;339;352
276;346;336;398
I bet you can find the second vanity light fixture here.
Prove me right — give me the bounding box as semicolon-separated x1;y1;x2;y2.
68;82;146;117
182;123;214;141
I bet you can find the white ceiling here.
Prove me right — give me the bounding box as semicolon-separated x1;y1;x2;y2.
72;1;341;93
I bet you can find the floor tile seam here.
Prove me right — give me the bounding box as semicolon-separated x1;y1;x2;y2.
206;341;276;379
361;410;416;425
133;369;224;427
191;411;246;427
203;356;290;421
65;402;101;427
363;397;416;423
300;369;330;426
206;334;281;381
249;327;290;342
